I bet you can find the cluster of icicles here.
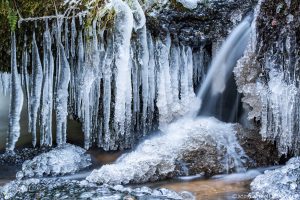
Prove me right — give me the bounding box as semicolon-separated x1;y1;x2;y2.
3;0;205;151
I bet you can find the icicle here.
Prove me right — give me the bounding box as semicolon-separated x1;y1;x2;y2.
40;21;54;146
156;38;173;127
6;32;24;151
30;32;43;147
55;43;70;146
136;26;149;135
0;72;10;95
130;0;146;31
102;36;114;150
124;48;133;148
113;0;134;138
131;42;140;133
21;35;31;132
65;18;70;59
186;47;196;99
76;30;84;119
169;44;181;114
71;16;77;58
147;33;156;125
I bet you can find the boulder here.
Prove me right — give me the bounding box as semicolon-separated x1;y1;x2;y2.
86;117;250;185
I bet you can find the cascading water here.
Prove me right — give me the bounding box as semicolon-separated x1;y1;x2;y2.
195;16;252;119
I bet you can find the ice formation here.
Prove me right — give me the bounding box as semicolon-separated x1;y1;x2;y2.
86;117;248;185
0;72;11;96
11;0;202;150
40;21;54;147
6;33;24;151
234;0;300;155
250;157;300;200
16;144;91;179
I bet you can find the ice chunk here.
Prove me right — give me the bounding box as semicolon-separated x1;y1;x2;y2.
250;157;300;200
16;144;91;179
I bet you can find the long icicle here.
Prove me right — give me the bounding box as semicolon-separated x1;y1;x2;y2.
55;43;71;146
30;31;43;147
6;32;24;152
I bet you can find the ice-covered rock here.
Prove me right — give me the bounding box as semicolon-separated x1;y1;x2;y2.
0;178;194;200
250;157;300;200
16;144;91;179
86;117;249;185
234;0;300;155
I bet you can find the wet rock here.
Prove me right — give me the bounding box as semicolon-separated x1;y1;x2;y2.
146;0;257;47
0;178;194;200
250;157;300;200
16;144;91;179
234;124;281;167
86;117;249;185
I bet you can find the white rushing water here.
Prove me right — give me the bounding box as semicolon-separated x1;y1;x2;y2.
194;16;252;117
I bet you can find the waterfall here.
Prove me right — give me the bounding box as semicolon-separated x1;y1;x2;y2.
195;16;252;118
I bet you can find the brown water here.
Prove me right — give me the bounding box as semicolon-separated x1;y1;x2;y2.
151;178;251;200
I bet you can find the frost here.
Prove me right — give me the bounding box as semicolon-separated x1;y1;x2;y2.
16;144;91;179
250;157;300;200
86;117;247;185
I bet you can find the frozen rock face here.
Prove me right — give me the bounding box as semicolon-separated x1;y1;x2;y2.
146;0;257;47
0;178;195;200
86;117;249;185
16;144;91;179
234;0;300;155
250;157;300;200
